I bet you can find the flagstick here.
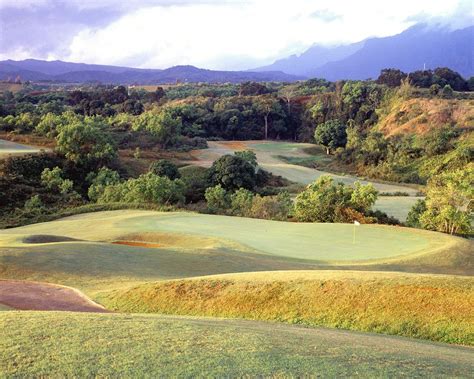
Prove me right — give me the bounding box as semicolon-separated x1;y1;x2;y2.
353;224;356;244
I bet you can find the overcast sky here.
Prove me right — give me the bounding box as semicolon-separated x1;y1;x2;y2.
0;0;472;70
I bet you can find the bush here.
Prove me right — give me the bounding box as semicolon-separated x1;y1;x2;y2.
204;184;229;213
294;176;378;223
179;165;210;203
230;188;254;216
249;192;292;221
98;172;185;205
149;160;181;180
41;167;74;195
209;155;256;191
87;167;121;202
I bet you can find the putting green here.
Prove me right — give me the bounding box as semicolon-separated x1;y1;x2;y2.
0;210;458;263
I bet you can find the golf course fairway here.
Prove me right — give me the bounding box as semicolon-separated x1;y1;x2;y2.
1;312;473;377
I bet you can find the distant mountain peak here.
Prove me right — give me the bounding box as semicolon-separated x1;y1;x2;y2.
253;23;473;80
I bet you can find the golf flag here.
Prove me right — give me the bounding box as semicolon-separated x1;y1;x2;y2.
353;221;360;243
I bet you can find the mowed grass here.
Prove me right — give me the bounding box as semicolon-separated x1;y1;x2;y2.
99;270;474;345
0;211;469;294
196;141;421;196
0;138;44;157
374;196;425;222
1;312;473;377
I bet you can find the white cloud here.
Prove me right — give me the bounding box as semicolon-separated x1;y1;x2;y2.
6;0;472;69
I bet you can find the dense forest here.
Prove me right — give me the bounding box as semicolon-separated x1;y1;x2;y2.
0;67;472;235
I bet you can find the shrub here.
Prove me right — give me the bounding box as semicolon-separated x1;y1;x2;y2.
98;172;185;206
205;184;229;213
230;188;254;216
149;160;181;180
41;167;74;195
209;155;256;191
87;167;121;202
294;176;378;223
249;192;292;221
179;165;210;203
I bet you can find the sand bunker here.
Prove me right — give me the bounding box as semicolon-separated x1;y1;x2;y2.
112;241;163;248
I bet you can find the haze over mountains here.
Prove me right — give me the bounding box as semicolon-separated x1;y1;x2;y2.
0;61;303;84
255;24;473;80
0;24;472;84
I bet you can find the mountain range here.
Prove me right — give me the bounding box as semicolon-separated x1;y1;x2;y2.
1;24;472;84
0;61;303;84
254;24;473;80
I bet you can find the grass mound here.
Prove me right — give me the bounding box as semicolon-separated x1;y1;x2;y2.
22;235;81;244
112;231;234;250
2;312;473;377
99;271;474;345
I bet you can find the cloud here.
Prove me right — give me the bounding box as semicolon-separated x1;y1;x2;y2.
1;0;471;69
310;9;342;23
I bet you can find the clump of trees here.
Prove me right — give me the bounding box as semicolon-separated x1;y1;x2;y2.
294;176;378;223
407;167;473;235
205;185;292;221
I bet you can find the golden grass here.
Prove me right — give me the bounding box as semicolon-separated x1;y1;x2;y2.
99;270;474;345
378;98;474;137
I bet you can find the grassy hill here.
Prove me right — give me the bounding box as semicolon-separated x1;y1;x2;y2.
1;312;473;377
99;270;474;345
377;98;474;137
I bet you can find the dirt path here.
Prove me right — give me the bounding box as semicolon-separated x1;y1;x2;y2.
0;280;108;313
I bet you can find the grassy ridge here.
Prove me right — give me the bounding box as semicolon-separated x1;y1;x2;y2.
1;312;473;377
99;271;474;345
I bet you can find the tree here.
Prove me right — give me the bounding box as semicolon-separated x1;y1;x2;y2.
23;195;44;215
255;96;282;139
406;199;427;228
429;84;441;96
55;116;116;167
209;155;256;191
41;167;74;195
87;167;121;202
314;119;347;155
433;67;467;91
376;68;407;87
238;82;270;96
234;150;257;168
467;77;474;92
350;182;378;213
230;188;254;216
179;165;210;203
98;172;184;205
441;84;454;99
205;184;229;213
249;192;292;221
149;160;181;180
132;108;181;148
418;167;473;235
294;176;377;223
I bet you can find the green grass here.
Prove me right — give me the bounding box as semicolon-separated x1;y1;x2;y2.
0;211;470;297
374;196;425;222
199;141;421;196
1;312;473;377
0;138;44;157
99;270;474;345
